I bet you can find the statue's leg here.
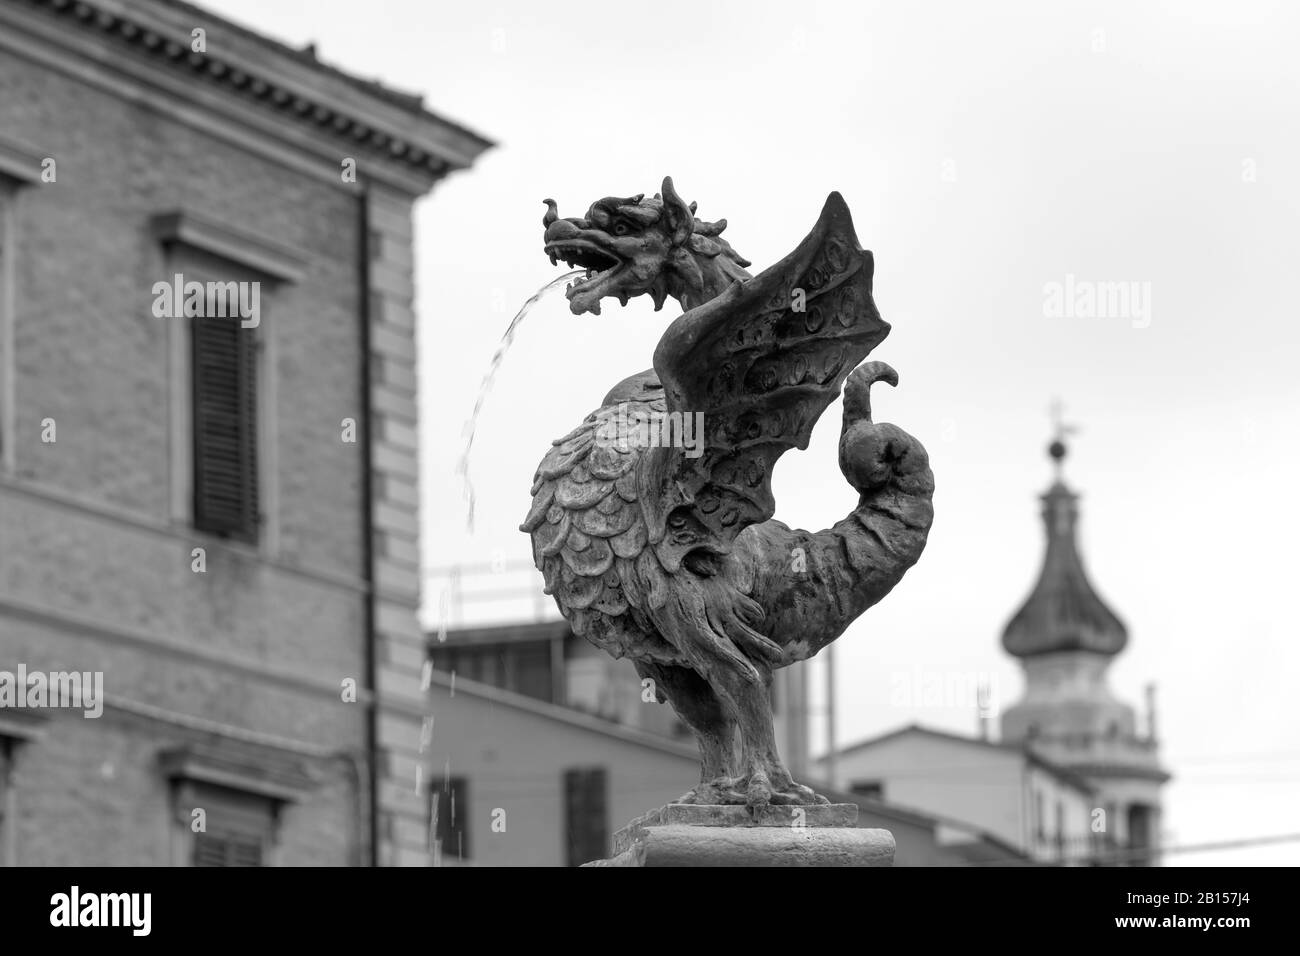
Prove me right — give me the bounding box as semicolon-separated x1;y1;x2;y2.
706;665;782;806
634;661;741;803
708;666;829;807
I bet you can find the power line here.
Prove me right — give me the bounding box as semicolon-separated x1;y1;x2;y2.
961;831;1300;867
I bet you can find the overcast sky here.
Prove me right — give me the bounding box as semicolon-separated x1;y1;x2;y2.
216;0;1300;865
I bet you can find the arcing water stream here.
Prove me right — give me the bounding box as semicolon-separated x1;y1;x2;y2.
455;270;584;531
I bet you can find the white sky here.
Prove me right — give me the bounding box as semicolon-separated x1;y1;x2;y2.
215;0;1300;865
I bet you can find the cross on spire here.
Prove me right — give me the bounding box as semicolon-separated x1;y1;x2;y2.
1047;397;1079;475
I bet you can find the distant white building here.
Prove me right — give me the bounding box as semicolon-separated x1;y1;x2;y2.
817;432;1170;865
818;724;1097;862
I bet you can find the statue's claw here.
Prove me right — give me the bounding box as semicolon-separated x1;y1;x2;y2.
674;772;830;807
745;770;773;808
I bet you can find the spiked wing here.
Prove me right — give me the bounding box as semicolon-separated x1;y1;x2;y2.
642;192;890;573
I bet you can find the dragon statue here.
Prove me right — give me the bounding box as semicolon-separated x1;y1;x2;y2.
523;178;934;807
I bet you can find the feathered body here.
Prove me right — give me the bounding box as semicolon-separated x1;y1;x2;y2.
522;377;780;685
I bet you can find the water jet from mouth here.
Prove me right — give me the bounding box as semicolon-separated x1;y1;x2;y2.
456;270;584;532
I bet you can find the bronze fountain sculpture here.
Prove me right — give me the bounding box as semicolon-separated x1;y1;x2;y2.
523;178;934;815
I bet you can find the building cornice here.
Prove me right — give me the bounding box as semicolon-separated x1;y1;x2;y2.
1;0;493;195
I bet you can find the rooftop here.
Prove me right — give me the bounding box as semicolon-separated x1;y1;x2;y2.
823;722;1099;795
5;0;494;187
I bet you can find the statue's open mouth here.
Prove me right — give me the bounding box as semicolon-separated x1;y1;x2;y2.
544;239;625;314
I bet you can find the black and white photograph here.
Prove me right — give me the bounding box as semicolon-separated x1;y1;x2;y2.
0;0;1293;937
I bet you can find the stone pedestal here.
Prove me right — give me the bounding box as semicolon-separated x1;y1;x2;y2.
583;804;893;867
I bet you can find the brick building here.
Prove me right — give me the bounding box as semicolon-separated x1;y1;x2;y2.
0;0;489;865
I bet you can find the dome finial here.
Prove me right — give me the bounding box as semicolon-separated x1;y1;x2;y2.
1048;397;1078;478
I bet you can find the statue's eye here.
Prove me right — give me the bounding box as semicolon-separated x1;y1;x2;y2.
613;221;630;236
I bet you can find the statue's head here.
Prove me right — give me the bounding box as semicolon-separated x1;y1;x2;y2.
542;176;751;315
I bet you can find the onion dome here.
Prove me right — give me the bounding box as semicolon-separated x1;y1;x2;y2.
1002;435;1127;658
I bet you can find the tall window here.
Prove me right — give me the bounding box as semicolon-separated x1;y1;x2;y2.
564;766;608;866
1127;804;1153;851
430;776;469;862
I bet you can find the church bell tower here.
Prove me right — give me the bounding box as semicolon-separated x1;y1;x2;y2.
1000;416;1170;864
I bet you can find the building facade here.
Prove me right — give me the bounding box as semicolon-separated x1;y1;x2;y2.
817;724;1097;863
0;0;488;865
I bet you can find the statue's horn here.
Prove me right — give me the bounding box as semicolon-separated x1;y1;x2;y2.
542;198;559;228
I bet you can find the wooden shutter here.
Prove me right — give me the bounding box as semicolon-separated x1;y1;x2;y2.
194;831;264;867
192;313;258;540
564;767;608;866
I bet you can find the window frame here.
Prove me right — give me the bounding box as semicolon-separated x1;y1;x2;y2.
154;213;302;557
0;140;42;476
